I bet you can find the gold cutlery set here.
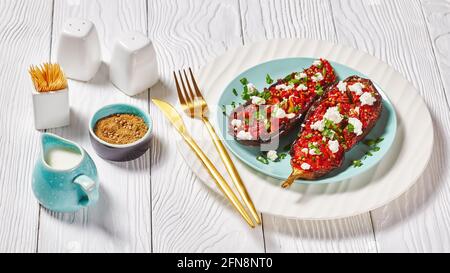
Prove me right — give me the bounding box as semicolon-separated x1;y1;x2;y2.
152;68;260;228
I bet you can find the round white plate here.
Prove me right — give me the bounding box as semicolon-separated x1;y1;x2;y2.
176;38;433;220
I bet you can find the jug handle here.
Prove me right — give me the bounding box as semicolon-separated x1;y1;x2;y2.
73;175;98;207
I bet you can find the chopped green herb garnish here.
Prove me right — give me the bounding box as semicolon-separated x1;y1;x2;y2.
364;139;376;146
347;123;355;133
293;105;301;112
221;105;227;116
232;88;238;96
274;153;288;162
305;133;313;139
324;119;333;128
240;77;248;85
288;78;301;85
308;142;322;155
231;101;237;109
352;137;383;167
315;85;324;96
241;85;251;100
322;67;326;76
260;90;271;100
365;137;384;146
256;155;269;164
266;74;273;84
284;74;293;81
322;128;335;139
352;160;363;168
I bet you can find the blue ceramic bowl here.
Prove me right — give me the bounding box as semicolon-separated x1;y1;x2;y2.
89;103;152;162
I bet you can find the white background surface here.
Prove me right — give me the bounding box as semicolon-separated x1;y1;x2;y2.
0;0;449;253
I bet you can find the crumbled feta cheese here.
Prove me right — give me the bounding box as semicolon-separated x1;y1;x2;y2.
359;92;376;106
301;148;309;154
349;83;365;95
236;130;252;140
247;83;257;93
309;148;320;155
286;113;296;119
313;60;322;67
328;140;339;154
337;81;347;93
311;72;324;82
267;150;278;161
297;84;308;91
231;119;242;128
275;84;287;90
323;106;343;124
272;107;286;119
295;72;307;79
348;117;363;136
311;119;325;131
301;124;306;127
251;96;266;105
301;162;311;170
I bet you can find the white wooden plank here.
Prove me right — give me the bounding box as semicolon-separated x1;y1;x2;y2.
240;0;377;253
37;0;152;253
421;0;450;100
331;0;450;252
0;0;53;253
147;0;265;252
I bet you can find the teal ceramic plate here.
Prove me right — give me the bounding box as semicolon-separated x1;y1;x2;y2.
216;57;397;184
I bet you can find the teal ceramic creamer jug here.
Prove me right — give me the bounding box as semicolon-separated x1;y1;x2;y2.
32;133;99;212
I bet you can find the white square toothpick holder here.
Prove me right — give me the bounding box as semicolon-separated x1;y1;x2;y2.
32;87;70;130
109;32;159;96
56;18;102;81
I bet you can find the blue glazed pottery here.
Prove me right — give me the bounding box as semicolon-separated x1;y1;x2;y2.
32;133;99;212
216;57;397;184
89;103;152;162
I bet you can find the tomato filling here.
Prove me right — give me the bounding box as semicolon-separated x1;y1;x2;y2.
229;59;337;142
291;76;382;174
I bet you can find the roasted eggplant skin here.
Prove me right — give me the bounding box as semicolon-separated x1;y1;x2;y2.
228;59;337;146
288;76;383;181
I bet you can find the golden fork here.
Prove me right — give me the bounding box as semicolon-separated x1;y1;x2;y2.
152;99;255;228
173;68;261;225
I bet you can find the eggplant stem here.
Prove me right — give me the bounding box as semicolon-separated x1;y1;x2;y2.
281;169;302;188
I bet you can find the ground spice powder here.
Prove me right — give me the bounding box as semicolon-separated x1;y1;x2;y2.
94;113;148;145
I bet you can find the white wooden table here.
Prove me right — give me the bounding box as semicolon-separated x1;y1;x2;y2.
1;0;450;253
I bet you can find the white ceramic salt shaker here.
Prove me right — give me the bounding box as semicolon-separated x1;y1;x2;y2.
56;18;102;81
32;87;70;130
109;32;159;96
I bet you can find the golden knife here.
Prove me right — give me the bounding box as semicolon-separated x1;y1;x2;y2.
152;99;255;228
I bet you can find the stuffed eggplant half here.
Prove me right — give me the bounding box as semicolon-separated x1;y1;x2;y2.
228;59;337;146
281;76;383;188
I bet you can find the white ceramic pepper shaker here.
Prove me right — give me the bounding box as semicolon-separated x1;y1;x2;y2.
56;18;102;81
109;32;159;96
